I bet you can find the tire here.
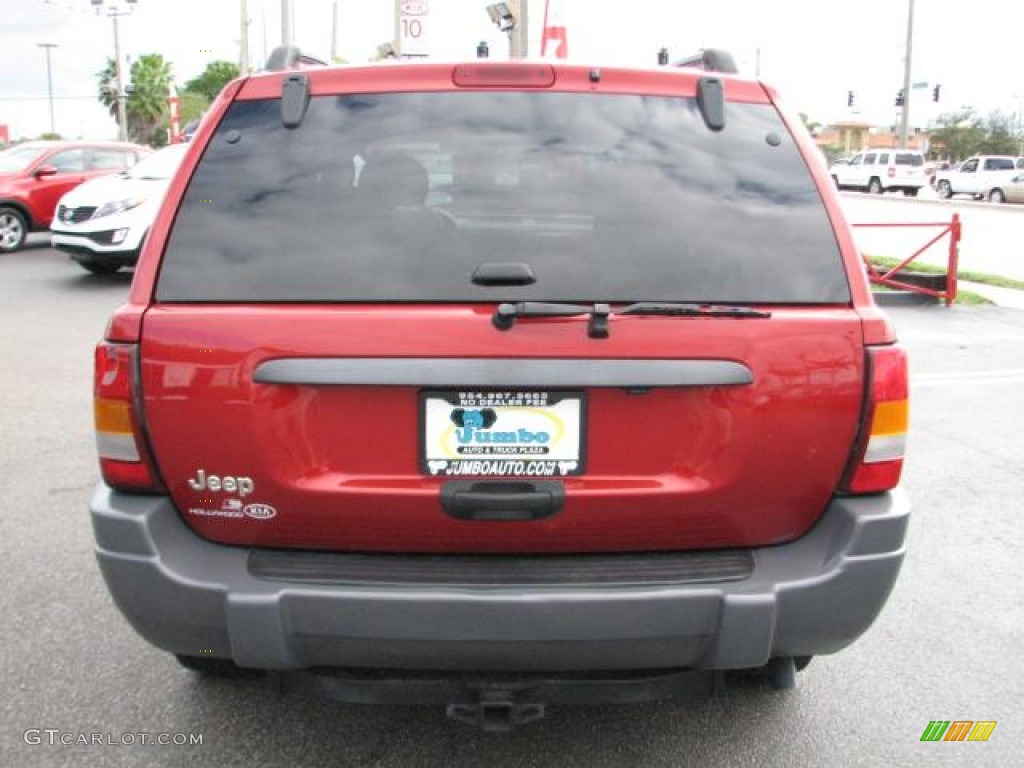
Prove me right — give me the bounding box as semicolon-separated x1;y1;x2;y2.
989;189;1005;203
175;654;261;678
937;180;953;199
77;260;121;275
903;188;919;197
0;206;28;253
867;177;883;194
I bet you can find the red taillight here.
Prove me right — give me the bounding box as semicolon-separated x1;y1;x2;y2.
841;345;908;494
94;342;164;493
887;167;896;178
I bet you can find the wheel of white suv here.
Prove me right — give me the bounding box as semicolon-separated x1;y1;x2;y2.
936;180;953;199
989;188;1006;203
0;206;28;253
867;177;883;194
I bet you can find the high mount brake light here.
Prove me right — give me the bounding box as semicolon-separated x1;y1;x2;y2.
453;63;556;87
94;342;164;493
842;346;909;494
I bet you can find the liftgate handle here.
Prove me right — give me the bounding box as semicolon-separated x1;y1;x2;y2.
440;480;565;522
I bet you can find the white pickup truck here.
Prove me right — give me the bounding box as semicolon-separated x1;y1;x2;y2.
934;155;1024;201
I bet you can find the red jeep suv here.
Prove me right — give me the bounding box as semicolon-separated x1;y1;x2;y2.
91;50;909;729
0;140;148;252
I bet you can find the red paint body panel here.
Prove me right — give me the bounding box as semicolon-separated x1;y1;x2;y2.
139;306;865;553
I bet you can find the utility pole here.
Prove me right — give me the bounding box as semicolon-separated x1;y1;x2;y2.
898;0;915;149
509;0;528;59
112;11;127;141
281;0;294;47
392;0;401;56
38;43;58;136
239;0;249;72
331;0;339;62
92;1;136;142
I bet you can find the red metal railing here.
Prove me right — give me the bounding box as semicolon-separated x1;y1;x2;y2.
855;214;961;306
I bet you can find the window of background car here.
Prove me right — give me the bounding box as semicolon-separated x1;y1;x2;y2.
877;153;889;164
0;145;49;173
894;153;923;166
91;149;136;170
157;92;849;304
983;158;1014;171
48;149;86;173
126;144;188;179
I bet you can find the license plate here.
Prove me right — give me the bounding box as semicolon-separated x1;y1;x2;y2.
421;390;586;477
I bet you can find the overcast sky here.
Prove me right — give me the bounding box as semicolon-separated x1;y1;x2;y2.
2;0;1023;140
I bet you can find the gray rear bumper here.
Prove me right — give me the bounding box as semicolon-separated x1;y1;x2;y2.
91;486;908;672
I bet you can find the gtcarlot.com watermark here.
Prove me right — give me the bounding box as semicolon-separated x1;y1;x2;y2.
24;729;203;747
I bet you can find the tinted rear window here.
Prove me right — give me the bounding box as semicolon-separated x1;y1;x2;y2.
894;153;923;166
984;157;1014;171
158;92;848;304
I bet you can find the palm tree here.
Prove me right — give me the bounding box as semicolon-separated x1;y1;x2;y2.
96;57;118;118
96;53;173;145
127;54;173;145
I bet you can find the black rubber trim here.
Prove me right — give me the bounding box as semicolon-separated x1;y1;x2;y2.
440;480;565;522
248;549;753;588
253;358;753;388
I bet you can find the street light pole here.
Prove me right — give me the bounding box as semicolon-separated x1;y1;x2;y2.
898;0;915;149
92;1;137;142
1018;106;1023;157
239;0;250;73
281;0;294;47
112;11;128;141
38;43;58;136
509;0;528;59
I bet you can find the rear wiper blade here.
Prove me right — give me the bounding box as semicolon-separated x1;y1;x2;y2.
493;302;611;338
492;301;768;338
618;302;771;319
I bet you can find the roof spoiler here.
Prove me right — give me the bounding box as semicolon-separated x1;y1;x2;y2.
265;45;327;72
670;48;738;75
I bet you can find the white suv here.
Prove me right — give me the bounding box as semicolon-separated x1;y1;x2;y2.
51;143;187;274
830;149;927;196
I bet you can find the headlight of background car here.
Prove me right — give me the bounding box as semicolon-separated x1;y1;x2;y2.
93;197;147;219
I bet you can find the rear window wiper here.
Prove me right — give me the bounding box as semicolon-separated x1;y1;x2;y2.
618;302;771;319
492;301;770;339
493;302;611;338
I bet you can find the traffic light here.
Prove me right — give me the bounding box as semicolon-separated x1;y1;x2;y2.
895;89;905;107
658;48;669;66
933;84;941;102
847;90;855;107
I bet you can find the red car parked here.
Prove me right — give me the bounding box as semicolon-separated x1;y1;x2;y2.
91;49;909;729
0;140;149;252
